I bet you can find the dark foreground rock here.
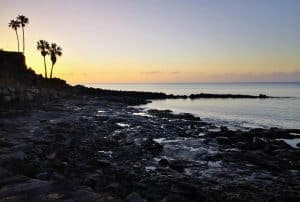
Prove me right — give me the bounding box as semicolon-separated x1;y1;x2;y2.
1;96;299;202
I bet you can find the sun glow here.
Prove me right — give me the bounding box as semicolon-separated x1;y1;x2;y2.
1;0;300;83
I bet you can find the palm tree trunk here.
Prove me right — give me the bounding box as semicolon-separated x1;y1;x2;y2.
50;63;54;79
15;30;19;52
43;56;47;78
22;27;25;54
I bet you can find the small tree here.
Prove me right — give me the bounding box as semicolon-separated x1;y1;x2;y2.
37;40;50;78
8;20;20;52
49;43;62;79
17;15;29;54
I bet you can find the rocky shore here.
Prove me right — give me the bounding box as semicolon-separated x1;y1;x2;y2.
1;93;300;201
1;52;299;201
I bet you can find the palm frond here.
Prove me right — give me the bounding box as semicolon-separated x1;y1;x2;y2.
8;20;20;30
37;40;50;56
17;15;29;26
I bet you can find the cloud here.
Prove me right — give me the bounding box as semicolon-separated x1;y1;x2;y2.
139;71;161;75
139;71;182;75
58;72;88;76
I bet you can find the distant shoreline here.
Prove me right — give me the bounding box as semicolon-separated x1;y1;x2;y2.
76;81;300;85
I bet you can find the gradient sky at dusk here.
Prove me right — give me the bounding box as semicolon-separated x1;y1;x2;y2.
1;0;300;83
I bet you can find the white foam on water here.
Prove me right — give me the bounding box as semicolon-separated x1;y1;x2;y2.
145;166;156;172
153;138;182;144
290;133;300;136
98;150;113;158
132;112;153;117
117;123;130;127
208;161;222;168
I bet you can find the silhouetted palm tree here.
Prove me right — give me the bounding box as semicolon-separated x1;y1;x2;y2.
8;20;20;52
17;15;29;54
49;43;62;79
37;40;50;78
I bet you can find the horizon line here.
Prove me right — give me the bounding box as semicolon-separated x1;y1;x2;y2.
73;81;300;85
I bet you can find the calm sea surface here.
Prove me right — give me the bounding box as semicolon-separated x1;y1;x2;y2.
85;83;300;129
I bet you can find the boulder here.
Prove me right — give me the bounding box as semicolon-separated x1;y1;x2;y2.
220;126;229;133
216;137;231;145
169;160;185;172
141;139;163;155
159;158;170;167
83;170;107;189
125;192;145;202
2;95;11;103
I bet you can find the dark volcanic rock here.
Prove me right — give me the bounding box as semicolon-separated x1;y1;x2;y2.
169;160;186;172
159;158;170;167
0;82;299;201
125;192;145;202
216;136;231;145
141;139;163;155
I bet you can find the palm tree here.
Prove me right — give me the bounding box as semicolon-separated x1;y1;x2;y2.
17;15;29;54
37;40;50;78
8;20;20;52
49;43;62;79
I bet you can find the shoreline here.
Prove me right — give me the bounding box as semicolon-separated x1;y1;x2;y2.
1;58;299;200
1;89;300;201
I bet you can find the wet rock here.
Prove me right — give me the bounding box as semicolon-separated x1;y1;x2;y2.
0;138;13;147
250;128;265;134
35;172;50;180
179;113;200;121
39;119;48;123
51;172;66;180
0;166;9;178
1;88;10;95
104;182;121;193
83;170;107;189
162;194;187;202
220;126;229;133
169;181;206;201
141;139;163;155
125;192;145;202
216;136;231;145
91;159;113;168
22;162;40;177
159;158;170;167
251;137;269;150
25;92;33;101
0;178;51;199
2;95;12;103
169;160;185;172
208;161;222;168
1;85;300;201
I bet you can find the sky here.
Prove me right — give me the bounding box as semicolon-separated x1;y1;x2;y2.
1;0;300;83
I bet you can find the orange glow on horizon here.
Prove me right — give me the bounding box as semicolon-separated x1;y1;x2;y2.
1;0;300;83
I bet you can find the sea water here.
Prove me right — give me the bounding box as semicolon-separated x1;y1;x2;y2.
85;83;300;129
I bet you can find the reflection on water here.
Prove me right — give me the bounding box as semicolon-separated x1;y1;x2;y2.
86;83;300;129
144;98;300;129
276;138;300;148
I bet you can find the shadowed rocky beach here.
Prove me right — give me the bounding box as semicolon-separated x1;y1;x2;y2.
1;52;300;201
1;94;300;201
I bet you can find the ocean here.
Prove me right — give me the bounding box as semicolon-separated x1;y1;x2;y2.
85;83;300;129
